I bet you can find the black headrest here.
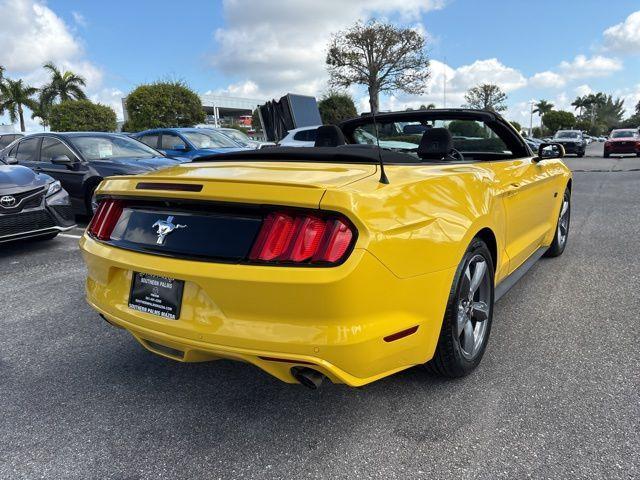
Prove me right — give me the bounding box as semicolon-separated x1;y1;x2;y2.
417;128;453;160
314;125;346;147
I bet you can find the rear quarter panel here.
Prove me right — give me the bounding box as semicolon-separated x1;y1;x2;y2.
321;163;509;281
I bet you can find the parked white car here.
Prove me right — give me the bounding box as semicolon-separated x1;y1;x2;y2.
277;125;321;147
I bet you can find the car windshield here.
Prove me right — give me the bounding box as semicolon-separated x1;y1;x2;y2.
611;130;637;138
69;135;160;160
222;129;251;145
555;131;580;139
182;130;239;149
351;119;511;158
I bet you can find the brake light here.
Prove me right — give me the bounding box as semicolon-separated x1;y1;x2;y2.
313;219;353;263
88;199;124;240
250;211;355;265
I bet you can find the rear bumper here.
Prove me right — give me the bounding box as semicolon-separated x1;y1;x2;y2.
80;234;455;386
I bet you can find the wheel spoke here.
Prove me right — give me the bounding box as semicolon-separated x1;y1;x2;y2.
457;307;470;336
559;222;568;235
471;301;489;322
560;201;569;218
460;266;471;298
462;320;474;353
469;260;486;296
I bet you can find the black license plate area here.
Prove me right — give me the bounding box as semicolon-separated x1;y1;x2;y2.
128;272;184;320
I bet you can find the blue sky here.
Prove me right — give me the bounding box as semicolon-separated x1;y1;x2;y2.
2;0;640;129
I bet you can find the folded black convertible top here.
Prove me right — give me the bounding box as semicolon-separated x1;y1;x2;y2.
193;146;422;165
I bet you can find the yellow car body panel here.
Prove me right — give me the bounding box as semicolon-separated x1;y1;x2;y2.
80;154;571;387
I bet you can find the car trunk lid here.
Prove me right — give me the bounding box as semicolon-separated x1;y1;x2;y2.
97;161;376;208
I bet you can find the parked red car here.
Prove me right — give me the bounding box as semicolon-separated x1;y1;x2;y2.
604;129;640;157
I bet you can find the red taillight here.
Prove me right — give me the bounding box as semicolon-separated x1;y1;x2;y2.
250;211;355;265
88;199;124;240
249;212;296;261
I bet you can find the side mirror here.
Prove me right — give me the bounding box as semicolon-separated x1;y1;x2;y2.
172;144;187;151
535;142;565;162
5;156;18;165
51;154;76;166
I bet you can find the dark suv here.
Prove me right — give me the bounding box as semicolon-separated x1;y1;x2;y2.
552;130;587;157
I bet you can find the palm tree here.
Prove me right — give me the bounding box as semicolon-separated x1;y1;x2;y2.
0;78;39;131
571;96;586;117
40;62;87;105
533;100;554;135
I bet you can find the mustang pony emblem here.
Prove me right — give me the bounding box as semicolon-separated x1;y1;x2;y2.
152;216;186;245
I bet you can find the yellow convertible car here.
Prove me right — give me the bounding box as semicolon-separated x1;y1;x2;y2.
80;109;571;388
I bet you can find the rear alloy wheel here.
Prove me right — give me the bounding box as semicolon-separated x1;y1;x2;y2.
544;188;570;258
426;238;494;377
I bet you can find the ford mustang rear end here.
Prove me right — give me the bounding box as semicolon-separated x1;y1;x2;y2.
80;109;571;388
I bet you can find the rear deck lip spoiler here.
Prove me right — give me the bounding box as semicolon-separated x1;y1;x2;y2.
135;182;203;192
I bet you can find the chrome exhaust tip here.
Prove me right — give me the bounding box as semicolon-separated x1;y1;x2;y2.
291;367;325;390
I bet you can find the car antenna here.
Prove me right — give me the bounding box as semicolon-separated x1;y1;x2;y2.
370;109;389;184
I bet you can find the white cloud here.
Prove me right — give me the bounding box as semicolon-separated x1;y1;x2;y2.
574;84;592;97
528;55;622;91
372;58;527;112
0;0;123;128
603;11;640;53
72;11;88;28
90;88;125;119
558;54;622;79
529;71;566;89
210;0;447;100
0;0;82;71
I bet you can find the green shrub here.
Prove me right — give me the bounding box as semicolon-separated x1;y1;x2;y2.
49;100;117;132
125;81;205;131
318;91;357;125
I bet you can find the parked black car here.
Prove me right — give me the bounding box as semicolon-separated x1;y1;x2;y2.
0;133;180;215
0;157;76;243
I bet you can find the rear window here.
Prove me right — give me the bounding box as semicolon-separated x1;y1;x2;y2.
16;137;40;161
293;129;318;142
0;134;19;149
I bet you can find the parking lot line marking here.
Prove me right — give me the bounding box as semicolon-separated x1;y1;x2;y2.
59;233;82;239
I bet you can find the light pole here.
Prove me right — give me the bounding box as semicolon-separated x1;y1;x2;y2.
529;101;534;137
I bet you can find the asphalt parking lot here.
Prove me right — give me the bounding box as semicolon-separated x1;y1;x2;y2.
1;142;638;479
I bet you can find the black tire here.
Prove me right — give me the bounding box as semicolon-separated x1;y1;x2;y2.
425;238;494;378
604;152;610;158
544;188;570;258
577;151;585;158
85;183;100;217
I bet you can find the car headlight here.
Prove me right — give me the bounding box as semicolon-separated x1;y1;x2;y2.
46;180;62;197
